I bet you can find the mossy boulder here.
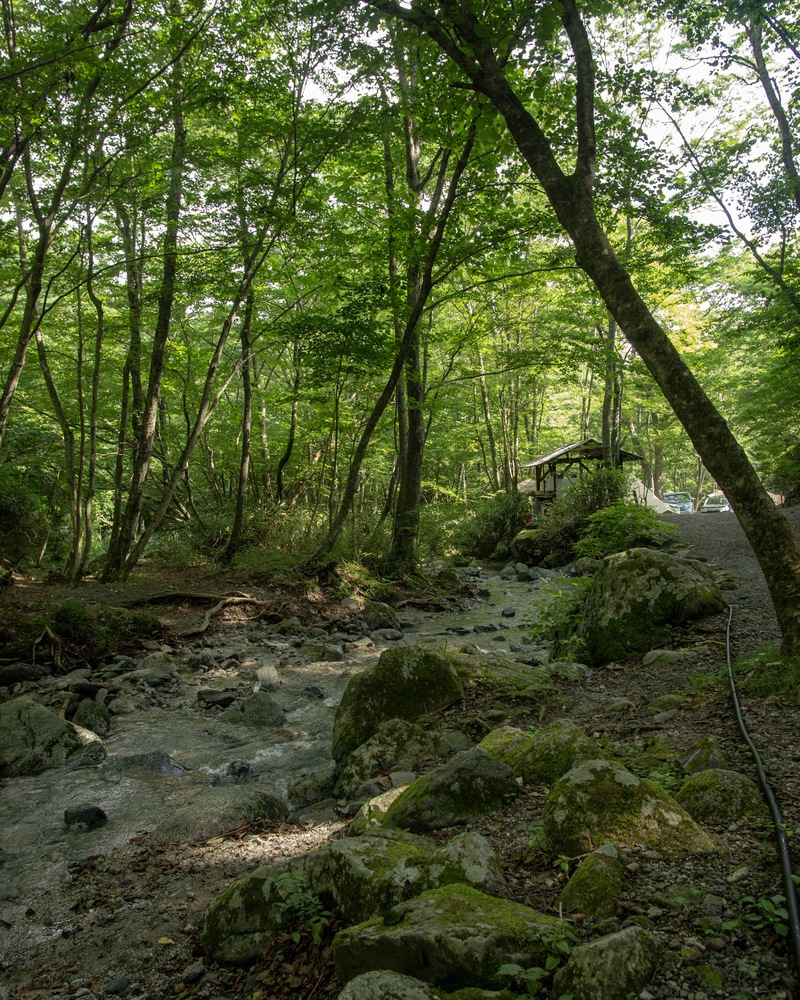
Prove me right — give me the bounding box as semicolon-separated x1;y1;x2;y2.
0;696;105;777
675;768;768;824
383;749;519;833
201;848;334;963
559;846;624;919
332;883;559;989
331;647;465;766
542;759;718;857
552;925;660;1000
575;548;726;665
478;721;598;785
335;718;471;799
678;737;727;774
329;828;505;923
509;529;547;564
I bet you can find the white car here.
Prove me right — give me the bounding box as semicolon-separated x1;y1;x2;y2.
701;493;731;513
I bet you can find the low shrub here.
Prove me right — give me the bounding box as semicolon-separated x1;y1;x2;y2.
573;501;679;559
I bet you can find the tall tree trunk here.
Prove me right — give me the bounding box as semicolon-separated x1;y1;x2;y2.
371;0;800;654
103;40;186;579
601;316;621;468
224;289;255;561
477;347;501;491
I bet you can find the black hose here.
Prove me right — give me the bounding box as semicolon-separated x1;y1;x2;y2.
724;604;800;973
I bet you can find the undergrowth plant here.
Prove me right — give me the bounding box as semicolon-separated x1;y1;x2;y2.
523;577;592;661
573;501;679;559
47;600;160;657
497;919;579;997
273;869;333;946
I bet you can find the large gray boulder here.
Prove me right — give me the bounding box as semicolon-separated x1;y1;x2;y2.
574;547;726;664
331;647;464;766
221;691;285;727
542;759;717;856
0;696;105;777
383;748;519;832
332;884;558;989
335;718;471;799
552;925;660;1000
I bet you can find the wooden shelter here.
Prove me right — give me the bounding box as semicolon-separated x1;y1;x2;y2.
518;439;643;503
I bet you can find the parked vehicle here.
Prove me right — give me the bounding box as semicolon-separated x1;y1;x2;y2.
663;491;694;514
701;492;731;513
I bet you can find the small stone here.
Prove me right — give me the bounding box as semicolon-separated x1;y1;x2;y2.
181;961;205;983
64;805;107;830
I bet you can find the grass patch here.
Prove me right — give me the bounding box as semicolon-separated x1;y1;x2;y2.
48;599;161;658
727;646;800;704
694;645;800;706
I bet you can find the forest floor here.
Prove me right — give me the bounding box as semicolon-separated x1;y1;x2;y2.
3;509;800;1000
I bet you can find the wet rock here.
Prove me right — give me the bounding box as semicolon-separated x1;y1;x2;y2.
197;689;237;708
64;804;108;830
331;648;464;766
553;925;660;1000
0;662;51;686
72;698;112;737
221;691;285;727
299;642;345;662
106;751;186;775
383;748;519;833
125;651;178;686
0;696;105;777
361;600;401;631
543;759;718;856
332;883;557;989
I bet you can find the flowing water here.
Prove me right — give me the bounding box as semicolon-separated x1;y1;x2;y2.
0;569;553;914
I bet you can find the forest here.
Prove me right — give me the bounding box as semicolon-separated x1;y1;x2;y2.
1;0;799;594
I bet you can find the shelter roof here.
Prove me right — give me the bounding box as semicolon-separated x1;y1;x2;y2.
519;438;643;469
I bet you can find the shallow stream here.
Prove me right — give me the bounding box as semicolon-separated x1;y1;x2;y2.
0;568;553;913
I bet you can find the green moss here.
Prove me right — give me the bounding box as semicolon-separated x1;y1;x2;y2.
332;647;465;764
383;749;519;832
480;721;598;784
542;759;718;857
559;852;622;918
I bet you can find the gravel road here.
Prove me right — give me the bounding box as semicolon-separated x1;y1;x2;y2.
661;506;800;654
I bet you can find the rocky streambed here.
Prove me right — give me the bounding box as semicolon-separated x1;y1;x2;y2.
1;538;799;1000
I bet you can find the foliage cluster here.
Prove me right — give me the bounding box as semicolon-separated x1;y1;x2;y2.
455;491;532;559
573;501;679;559
522;469;632;564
